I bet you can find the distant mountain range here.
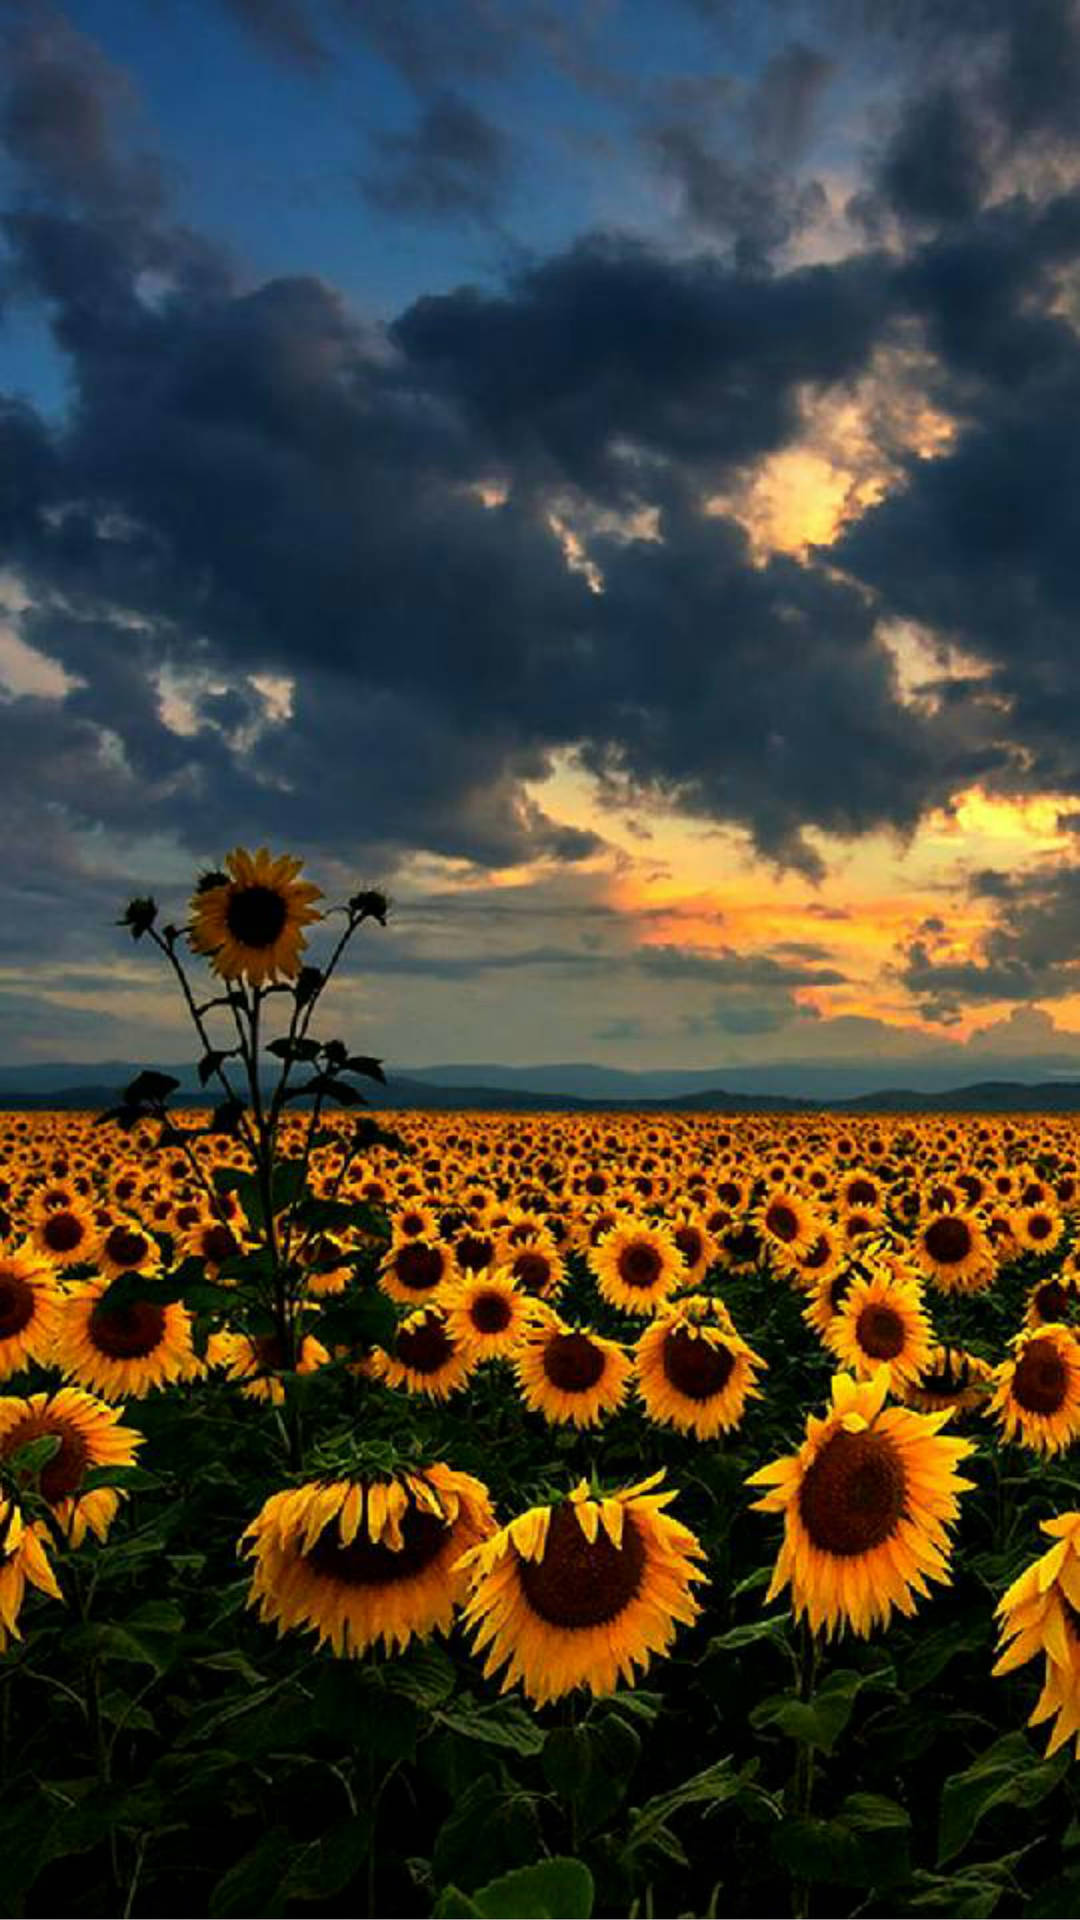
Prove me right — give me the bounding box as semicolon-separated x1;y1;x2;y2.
5;1059;1080;1113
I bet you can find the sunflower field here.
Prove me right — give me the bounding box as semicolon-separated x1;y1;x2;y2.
5;856;1080;1917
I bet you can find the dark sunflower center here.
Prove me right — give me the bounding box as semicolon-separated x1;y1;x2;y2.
1028;1214;1053;1241
662;1326;735;1400
1036;1281;1071;1319
305;1500;448;1587
400;1213;426;1236
724;1225;762;1263
542;1331;605;1392
394;1243;444;1291
252;1334;289;1372
584;1172;607;1196
0;1273;35;1339
104;1227;149;1268
3;1415;89;1502
512;1252;552;1293
224;884;288;949
828;1270;853;1312
801;1235;832;1272
847;1179;877;1206
203;1224;238;1263
43;1212;84;1254
923;1216;972;1264
919;1350;972;1396
518;1505;646;1628
674;1227;704;1267
1012;1339;1069;1415
716;1181;742;1208
798;1427;907;1557
470;1290;513;1334
455;1233;493;1273
617;1241;663;1289
89;1299;167;1359
395;1317;454;1374
855;1303;906;1360
765;1202;799;1242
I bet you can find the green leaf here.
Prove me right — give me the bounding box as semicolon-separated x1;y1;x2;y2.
435;1695;545;1756
282;1815;374;1902
749;1668;875;1753
902;1613;991;1692
908;1847;1035;1917
774;1795;911;1890
8;1432;62;1475
938;1733;1070;1866
623;1758;768;1868
470;1858;594;1919
432;1890;483;1918
387;1640;457;1708
209;1828;292;1918
708;1612;791;1651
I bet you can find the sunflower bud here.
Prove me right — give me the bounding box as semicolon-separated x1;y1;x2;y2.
118;897;158;940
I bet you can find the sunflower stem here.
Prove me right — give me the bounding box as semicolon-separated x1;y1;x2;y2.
790;1620;818;1920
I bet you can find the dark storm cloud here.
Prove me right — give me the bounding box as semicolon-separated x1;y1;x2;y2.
876;84;993;225
636;946;847;987
646;123;828;268
360;90;512;221
0;11;163;217
216;0;328;71
747;41;834;164
898;865;1080;1018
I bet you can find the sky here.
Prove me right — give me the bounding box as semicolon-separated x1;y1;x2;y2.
6;0;1080;1087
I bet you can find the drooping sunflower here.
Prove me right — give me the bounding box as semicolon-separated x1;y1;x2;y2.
444;1268;535;1360
987;1324;1080;1455
456;1472;707;1705
188;846;323;986
590;1217;684;1314
747;1367;975;1640
0;1496;63;1651
1025;1271;1080;1331
514;1310;631;1428
900;1344;995;1416
635;1301;764;1439
53;1279;201;1402
0;1388;142;1546
994;1513;1080;1756
824;1265;934;1392
0;1241;64;1380
243;1464;495;1657
206;1327;330;1403
667;1206;717;1288
368;1304;476;1401
913;1208;995;1293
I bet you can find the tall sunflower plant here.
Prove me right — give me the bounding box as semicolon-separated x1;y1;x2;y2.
106;849;407;1464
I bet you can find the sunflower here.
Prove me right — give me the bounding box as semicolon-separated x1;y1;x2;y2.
188;846;323;986
53;1279;201;1402
590;1218;685;1315
444;1269;534;1360
635;1302;764;1439
378;1237;454;1305
987;1324;1080;1455
456;1472;707;1705
900;1344;995;1415
1025;1271;1080;1331
994;1513;1080;1756
206;1327;331;1404
175;1214;248;1280
754;1189;818;1260
514;1310;631;1428
0;1241;64;1381
503;1237;566;1302
243;1464;495;1657
368;1305;476;1401
782;1223;845;1292
0;1497;63;1651
1011;1202;1066;1256
747;1367;975;1640
29;1195;100;1270
913;1208;995;1292
667;1207;717;1288
824;1265;934;1392
95;1215;163;1284
0;1388;142;1546
837;1168;886;1219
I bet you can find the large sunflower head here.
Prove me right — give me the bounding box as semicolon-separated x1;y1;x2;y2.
378;1236;454;1305
29;1195;100;1270
206;1327;330;1404
0;1387;142;1546
635;1302;764;1439
188;847;323;987
443;1268;535;1360
53;1279;202;1402
754;1189;819;1262
994;1513;1080;1757
747;1367;975;1640
1011;1202;1066;1256
0;1240;64;1381
368;1304;476;1401
514;1309;631;1428
824;1265;934;1392
243;1464;495;1658
988;1324;1080;1455
456;1471;707;1705
503;1237;566;1302
95;1215;162;1284
913;1208;995;1293
1025;1270;1080;1331
589;1217;685;1314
